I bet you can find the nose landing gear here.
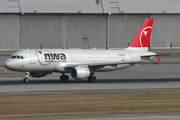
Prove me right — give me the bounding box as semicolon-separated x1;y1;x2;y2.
23;77;29;83
23;72;29;83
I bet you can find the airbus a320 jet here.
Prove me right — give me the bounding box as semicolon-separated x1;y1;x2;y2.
4;18;162;83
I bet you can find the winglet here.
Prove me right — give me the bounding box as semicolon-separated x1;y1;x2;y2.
157;57;161;63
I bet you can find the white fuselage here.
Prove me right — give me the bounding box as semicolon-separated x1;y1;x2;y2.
4;49;156;73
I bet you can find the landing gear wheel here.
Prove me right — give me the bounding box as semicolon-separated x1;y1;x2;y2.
60;75;69;82
23;72;29;83
88;76;96;82
23;77;29;83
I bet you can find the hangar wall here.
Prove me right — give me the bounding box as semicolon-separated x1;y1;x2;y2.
151;14;180;48
1;14;180;49
19;14;107;49
0;14;19;49
19;14;149;49
109;15;149;48
19;15;63;49
110;14;180;48
1;0;180;49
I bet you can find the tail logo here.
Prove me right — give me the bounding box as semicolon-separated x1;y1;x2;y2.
127;18;154;50
144;31;148;36
140;26;152;47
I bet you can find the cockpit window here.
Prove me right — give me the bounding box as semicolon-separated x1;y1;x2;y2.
11;55;24;59
20;56;24;59
17;56;20;59
11;56;16;59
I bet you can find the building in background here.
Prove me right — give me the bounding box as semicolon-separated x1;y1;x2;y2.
0;0;180;49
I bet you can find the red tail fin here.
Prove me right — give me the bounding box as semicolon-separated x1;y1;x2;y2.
126;18;154;51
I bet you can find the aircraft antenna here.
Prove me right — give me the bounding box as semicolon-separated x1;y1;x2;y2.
39;44;42;49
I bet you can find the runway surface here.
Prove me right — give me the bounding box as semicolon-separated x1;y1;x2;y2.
0;64;180;94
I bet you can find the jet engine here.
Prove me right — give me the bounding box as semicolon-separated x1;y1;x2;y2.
70;67;90;79
30;72;50;78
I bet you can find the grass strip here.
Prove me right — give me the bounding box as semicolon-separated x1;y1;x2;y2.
0;91;180;117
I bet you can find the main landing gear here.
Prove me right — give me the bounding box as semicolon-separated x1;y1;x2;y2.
87;76;97;82
60;74;69;82
59;74;96;82
23;72;29;83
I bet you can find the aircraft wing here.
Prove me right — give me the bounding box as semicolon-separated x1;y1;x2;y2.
65;59;155;69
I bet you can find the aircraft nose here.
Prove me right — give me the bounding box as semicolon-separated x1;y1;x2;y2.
4;60;14;70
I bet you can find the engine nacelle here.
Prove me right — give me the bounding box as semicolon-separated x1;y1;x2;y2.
30;72;50;78
70;67;90;79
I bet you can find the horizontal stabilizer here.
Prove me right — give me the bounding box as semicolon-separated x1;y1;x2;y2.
157;57;161;63
141;53;174;59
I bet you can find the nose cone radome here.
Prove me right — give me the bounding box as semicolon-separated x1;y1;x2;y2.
4;60;16;71
4;60;10;69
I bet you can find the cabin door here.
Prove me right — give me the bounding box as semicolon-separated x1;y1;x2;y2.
29;52;36;64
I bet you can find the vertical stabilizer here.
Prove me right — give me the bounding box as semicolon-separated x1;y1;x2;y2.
125;18;154;51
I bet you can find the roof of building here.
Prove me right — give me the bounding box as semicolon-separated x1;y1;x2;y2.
0;0;179;14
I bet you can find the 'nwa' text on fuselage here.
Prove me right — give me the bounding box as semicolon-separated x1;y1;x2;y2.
44;53;66;60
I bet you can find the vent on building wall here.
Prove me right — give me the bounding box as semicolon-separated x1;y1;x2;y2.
9;0;20;13
109;0;120;13
82;37;89;49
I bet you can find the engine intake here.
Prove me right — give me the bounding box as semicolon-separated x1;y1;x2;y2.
71;67;90;79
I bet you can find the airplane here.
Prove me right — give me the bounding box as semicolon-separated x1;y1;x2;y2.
4;18;161;83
